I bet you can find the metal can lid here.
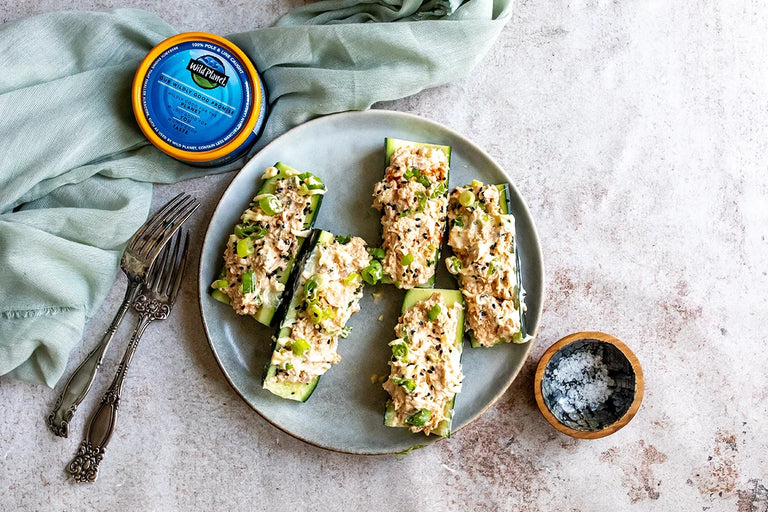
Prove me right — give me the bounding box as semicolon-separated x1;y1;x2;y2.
132;32;265;163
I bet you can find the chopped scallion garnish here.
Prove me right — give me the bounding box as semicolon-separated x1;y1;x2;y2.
392;378;416;393
368;247;385;260
291;338;310;355
405;408;432;427
258;194;282;215
362;260;383;285
236;237;254;258
241;271;256;294
459;190;475;207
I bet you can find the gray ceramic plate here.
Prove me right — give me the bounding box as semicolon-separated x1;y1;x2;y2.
198;110;543;454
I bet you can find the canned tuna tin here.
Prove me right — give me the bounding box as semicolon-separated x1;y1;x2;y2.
132;32;267;167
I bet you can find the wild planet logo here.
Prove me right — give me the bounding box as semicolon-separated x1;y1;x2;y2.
187;55;229;89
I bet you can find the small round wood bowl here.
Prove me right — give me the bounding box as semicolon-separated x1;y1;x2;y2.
534;331;644;439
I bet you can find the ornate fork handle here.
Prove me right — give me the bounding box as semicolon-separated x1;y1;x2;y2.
47;281;140;438
67;294;168;483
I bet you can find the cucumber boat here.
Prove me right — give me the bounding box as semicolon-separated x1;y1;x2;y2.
371;138;451;289
263;229;373;402
383;288;465;437
210;162;325;327
445;181;529;348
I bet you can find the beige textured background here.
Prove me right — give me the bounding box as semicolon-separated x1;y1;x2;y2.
1;1;767;510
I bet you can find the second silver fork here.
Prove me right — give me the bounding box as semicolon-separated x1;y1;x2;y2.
67;230;189;483
47;193;198;438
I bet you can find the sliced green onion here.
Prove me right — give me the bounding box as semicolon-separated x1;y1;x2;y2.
291;338;310;355
404;168;417;180
336;234;352;244
459;190;475;207
307;304;323;324
234;223;267;239
362;260;383;285
400;253;413;266
241;271;256;294
415;193;427;213
481;213;491;223
488;259;498;275
398;209;411;218
427;244;435;252
417;175;431;188
323;307;336;320
446;256;462;275
392;378;416;393
428;304;441;321
471;179;484;187
405;408;432;427
304;278;319;304
236;238;254;258
391;342;408;360
285;363;294;370
368;247;385;260
512;331;523;342
344;273;361;286
453;217;464;228
431;182;446;199
258;194;282;215
211;279;228;290
340;325;352;339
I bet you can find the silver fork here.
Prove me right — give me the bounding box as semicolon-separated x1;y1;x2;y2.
47;193;199;438
67;230;189;483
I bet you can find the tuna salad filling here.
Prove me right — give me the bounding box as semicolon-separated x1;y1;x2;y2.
446;182;529;346
383;293;464;435
214;166;324;316
269;236;370;384
372;145;449;288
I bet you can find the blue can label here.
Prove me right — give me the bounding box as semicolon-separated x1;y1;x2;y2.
141;40;253;153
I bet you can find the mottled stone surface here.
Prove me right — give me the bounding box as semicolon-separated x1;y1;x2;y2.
1;1;767;510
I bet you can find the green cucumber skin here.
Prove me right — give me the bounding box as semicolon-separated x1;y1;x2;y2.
383;288;464;437
210;162;323;327
380;138;451;290
262;230;334;402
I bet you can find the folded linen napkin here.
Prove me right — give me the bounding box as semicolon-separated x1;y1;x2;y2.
0;0;513;386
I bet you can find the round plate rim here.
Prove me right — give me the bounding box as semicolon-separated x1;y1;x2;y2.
197;109;545;454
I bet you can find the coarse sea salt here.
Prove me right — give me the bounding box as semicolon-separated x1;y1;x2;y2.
551;350;615;413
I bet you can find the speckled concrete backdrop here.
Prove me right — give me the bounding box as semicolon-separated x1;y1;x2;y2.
1;1;767;511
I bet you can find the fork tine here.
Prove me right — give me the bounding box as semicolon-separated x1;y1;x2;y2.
152;232;177;294
135;195;197;257
158;230;181;295
169;232;190;304
145;238;170;292
141;198;200;261
127;193;186;251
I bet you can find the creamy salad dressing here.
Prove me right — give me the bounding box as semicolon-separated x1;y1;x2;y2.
372;146;449;288
447;183;529;346
383;293;464;435
221;173;313;315
270;237;370;384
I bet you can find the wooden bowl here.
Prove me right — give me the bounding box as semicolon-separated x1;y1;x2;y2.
534;331;644;439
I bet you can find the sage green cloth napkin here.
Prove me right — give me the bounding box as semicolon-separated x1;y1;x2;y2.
0;0;513;386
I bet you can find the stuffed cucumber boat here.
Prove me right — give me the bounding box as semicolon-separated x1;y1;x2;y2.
383;289;464;437
263;229;373;402
210;163;325;326
445;181;530;348
371;138;450;289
